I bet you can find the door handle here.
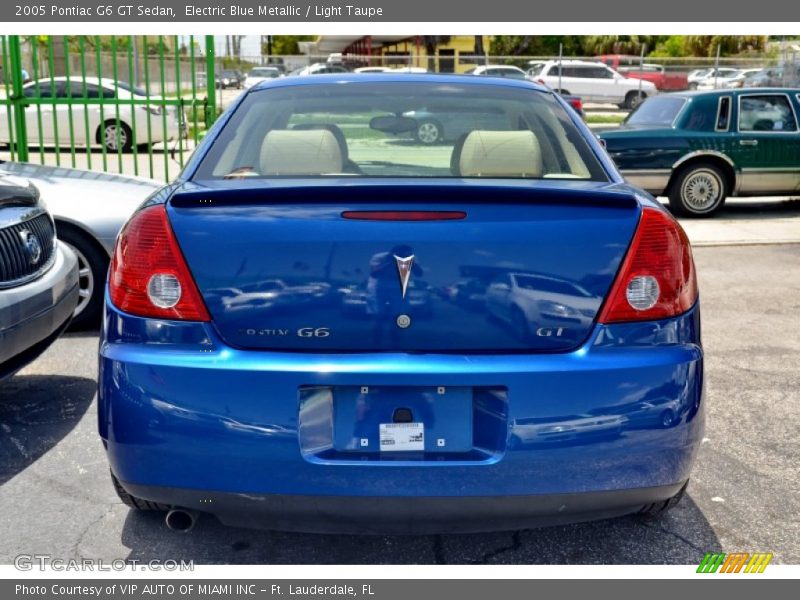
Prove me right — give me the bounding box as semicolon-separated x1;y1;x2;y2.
739;139;758;146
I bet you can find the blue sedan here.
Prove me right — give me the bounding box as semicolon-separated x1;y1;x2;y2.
99;74;704;534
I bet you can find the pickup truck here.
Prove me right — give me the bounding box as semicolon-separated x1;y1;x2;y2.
618;64;688;91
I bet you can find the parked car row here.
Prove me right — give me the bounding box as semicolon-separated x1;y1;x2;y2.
688;66;800;90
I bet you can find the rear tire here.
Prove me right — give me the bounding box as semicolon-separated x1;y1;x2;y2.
624;91;647;109
111;471;170;512
637;481;688;518
668;162;728;217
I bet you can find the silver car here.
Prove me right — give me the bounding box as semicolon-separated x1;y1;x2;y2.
0;174;79;380
0;161;160;327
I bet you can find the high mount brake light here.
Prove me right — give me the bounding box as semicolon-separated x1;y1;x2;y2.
108;205;210;321
341;210;466;221
598;208;698;323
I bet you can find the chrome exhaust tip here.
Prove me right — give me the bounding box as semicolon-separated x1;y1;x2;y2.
165;508;198;533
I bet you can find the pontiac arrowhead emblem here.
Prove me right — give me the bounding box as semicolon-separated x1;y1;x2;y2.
393;254;415;299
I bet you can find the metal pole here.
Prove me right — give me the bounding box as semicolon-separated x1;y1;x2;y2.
133;36;140;87
714;45;721;89
638;44;645;103
8;35;28;162
558;43;563;93
205;35;216;128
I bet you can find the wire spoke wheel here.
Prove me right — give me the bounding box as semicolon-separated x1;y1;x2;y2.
681;169;722;212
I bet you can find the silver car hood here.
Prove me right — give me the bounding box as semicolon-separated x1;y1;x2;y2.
0;162;160;255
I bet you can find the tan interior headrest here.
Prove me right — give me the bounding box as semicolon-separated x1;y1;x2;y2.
458;130;543;178
260;129;343;176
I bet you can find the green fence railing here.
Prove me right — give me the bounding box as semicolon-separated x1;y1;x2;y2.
0;35;216;182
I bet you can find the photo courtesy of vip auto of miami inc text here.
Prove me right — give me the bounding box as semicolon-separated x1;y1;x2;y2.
0;0;798;595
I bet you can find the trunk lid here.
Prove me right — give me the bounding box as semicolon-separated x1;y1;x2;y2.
167;181;639;352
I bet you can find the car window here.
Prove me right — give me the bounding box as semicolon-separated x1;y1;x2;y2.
716;96;731;131
115;81;148;96
566;67;589;78
625;96;687;126
739;94;798;132
251;68;278;77
527;65;545;77
68;82;115;98
193;82;608;182
594;67;616;79
23;81;60;98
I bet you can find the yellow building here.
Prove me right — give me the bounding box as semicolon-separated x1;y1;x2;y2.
313;36;492;73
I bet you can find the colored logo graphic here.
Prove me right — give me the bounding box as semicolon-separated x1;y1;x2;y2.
697;552;773;573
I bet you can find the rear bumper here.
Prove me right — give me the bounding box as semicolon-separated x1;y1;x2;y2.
99;301;704;531
0;242;79;379
121;481;687;534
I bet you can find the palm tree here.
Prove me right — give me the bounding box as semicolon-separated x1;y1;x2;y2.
422;36;451;72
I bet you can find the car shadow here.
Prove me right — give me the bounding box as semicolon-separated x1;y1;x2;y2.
0;374;95;486
118;490;720;564
664;196;800;220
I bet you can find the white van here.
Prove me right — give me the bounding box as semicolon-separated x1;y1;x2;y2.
530;60;657;108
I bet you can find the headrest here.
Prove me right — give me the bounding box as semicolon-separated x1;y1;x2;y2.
260;129;343;176
458;130;543;178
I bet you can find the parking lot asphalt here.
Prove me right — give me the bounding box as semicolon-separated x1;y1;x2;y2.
1;237;798;565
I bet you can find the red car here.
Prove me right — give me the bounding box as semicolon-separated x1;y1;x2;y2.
599;55;688;91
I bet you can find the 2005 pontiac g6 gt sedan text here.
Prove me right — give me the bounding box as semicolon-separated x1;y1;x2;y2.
98;74;704;534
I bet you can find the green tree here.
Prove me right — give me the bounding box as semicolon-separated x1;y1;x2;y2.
580;35;666;56
649;36;688;58
422;36;451;71
490;35;583;57
682;36;768;57
268;36;315;55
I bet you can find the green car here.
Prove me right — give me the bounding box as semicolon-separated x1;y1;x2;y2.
598;89;800;216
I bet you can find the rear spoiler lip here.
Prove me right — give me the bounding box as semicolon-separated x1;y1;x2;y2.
168;180;642;210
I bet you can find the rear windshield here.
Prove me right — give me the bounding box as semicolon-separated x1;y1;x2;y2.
624;96;687;126
192;82;608;181
250;68;278;77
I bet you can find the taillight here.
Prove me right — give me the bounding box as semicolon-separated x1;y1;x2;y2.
109;205;210;321
598;208;697;323
571;98;583;112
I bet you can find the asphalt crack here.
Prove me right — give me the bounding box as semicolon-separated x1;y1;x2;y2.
432;535;446;564
470;531;523;565
69;504;116;559
641;520;708;556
